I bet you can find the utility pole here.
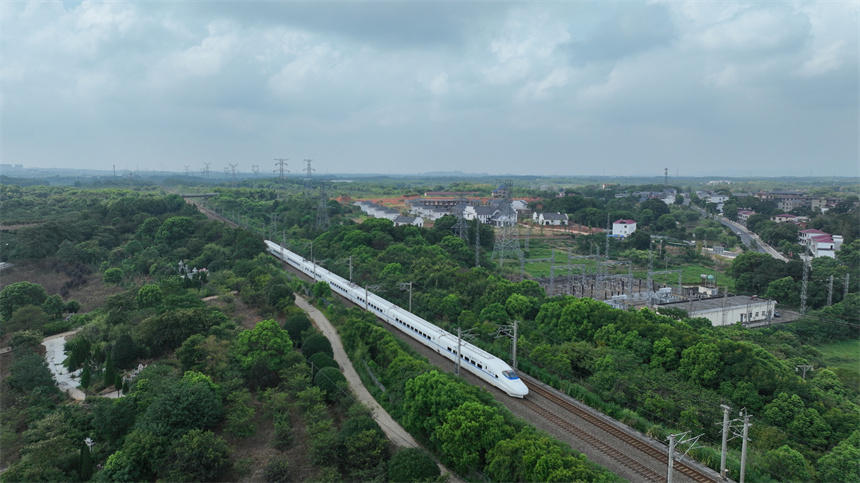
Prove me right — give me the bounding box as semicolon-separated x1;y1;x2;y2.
845;273;851;300
495;320;519;370
667;431;703;483
397;281;413;312
739;410;751;483
827;274;834;306
719;404;731;479
796;364;814;380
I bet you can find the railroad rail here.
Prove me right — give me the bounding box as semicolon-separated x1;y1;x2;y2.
524;378;717;483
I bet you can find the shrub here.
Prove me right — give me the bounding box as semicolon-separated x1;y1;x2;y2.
388;448;440;482
313;366;346;402
302;333;333;359
284;315;312;346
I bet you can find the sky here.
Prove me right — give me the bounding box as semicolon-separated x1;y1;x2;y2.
2;1;858;178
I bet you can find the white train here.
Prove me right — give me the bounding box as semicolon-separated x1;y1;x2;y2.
265;240;528;398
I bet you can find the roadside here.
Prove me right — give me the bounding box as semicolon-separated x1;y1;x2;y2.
294;295;461;482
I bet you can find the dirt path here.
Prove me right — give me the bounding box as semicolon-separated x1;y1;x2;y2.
42;329;86;401
293;296;461;481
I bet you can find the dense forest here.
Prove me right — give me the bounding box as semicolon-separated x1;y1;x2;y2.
0;179;857;482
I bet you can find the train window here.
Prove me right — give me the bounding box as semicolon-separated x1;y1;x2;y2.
478;364;482;369
502;370;520;380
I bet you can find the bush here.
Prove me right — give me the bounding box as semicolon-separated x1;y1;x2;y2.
307;352;338;376
284;315;312;346
302;333;333;359
159;429;231;482
388;448;440;482
103;268;124;285
273;414;292;450
313;366;346;402
262;456;291;482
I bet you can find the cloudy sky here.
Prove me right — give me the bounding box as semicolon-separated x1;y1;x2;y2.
2;1;858;177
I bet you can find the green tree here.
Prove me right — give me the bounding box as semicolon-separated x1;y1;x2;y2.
284;315;312;347
4;305;50;333
9;329;44;349
434;401;515;471
155;216;196;247
103;355;117;387
41;294;65;319
137;371;222;439
103;267;124;285
136;284;163;308
314;366;347;402
0;281;48;320
224;389;257;437
760;445;812;482
111;334;137;370
158;429;231;482
337;416;390;480
302;333;334;359
312;281;331;299
175;334;207;372
233;319;293;388
817;430;860;483
388;448;440;483
678;342;721;388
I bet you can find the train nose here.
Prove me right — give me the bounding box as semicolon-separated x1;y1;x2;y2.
507;381;529;398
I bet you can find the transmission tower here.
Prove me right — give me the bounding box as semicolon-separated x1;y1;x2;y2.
801;249;810;314
454;198;469;241
184;165;190;176
274;158;289;180
491;180;523;272
202;162;211;179
304;159;315;194
316;181;330;230
474;219;481;268
228;163;238;188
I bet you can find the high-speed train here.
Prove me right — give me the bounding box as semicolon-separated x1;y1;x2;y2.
265;240;528;398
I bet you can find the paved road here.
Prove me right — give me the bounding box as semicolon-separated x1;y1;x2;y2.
294;296;461;481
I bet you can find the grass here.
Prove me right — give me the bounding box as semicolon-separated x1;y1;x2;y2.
817;339;860;374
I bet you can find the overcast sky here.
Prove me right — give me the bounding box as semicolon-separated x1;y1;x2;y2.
2;1;858;177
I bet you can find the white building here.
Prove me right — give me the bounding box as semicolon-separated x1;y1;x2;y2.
612;219;637;238
533;212;569;226
393;215;424;227
657;296;776;326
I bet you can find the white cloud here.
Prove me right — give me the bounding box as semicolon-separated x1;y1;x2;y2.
428;72;449;96
795;41;845;78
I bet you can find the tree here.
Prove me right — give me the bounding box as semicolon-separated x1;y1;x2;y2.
678;342;721;388
627;229;651;250
337;416;390;479
434;401;514;471
41;294;65;319
312;280;331;299
314;366;347;402
284;315;312;346
233;319;293;387
764;276;800;307
159;429;232;482
9;329;44;349
103;267;124;285
136;284;163;308
760;445;812;482
388;448;440;482
8;352;60;395
817;430;860;483
137;371;222;439
224;389;257;437
0;281;47;320
154;216;196;247
4;305;50;334
302;333;334;359
111;334;137;369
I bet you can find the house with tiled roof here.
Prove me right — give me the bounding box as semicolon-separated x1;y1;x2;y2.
799;229;844;258
738;209;755;225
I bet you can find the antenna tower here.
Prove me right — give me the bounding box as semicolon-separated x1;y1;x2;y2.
274;158;289;180
316;180;330;230
491;180;523;273
304;159;315;194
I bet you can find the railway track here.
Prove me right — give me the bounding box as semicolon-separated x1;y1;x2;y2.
524;378;716;483
519;396;664;482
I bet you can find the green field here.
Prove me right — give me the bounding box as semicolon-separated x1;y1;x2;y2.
818;339;860;374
